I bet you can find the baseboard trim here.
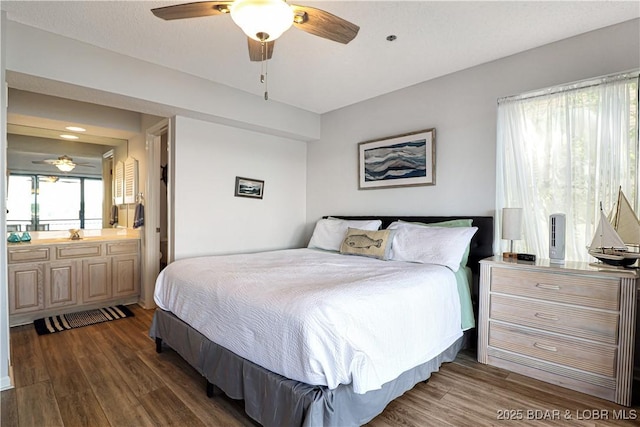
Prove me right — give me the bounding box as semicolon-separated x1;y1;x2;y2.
0;373;14;391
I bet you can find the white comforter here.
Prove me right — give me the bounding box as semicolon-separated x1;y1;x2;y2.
154;248;462;394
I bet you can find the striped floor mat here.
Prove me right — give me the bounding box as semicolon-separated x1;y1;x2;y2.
33;305;134;335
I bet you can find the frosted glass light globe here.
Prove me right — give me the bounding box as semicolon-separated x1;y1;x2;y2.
231;0;294;42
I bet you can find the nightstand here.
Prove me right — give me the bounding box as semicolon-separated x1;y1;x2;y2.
478;256;638;406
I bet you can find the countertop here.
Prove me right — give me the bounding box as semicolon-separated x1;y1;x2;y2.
7;229;140;247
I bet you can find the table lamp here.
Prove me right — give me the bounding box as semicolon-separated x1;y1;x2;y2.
502;207;522;259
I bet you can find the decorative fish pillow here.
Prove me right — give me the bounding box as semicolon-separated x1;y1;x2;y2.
339;228;395;260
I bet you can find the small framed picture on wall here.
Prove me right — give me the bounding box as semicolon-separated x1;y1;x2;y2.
234;176;264;199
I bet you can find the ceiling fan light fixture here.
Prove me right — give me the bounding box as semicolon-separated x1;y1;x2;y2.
56;161;76;172
230;0;293;42
54;155;76;172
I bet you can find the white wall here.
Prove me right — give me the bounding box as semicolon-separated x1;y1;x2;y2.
172;116;307;259
307;19;640;230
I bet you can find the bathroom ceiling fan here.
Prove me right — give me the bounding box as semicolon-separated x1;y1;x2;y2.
32;155;95;172
151;0;360;61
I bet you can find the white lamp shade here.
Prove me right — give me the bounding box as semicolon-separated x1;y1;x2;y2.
231;0;294;42
502;208;523;240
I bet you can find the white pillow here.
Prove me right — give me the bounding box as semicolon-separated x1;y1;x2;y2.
388;224;478;271
308;218;382;251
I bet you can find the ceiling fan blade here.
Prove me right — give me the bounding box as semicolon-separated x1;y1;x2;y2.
247;38;275;62
31;159;58;165
290;4;359;44
151;1;233;20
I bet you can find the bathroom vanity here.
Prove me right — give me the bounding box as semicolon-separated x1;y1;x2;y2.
7;230;140;326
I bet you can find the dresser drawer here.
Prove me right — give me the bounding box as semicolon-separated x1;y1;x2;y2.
8;247;50;263
490;294;619;345
491;267;619;310
56;244;102;259
489;322;616;377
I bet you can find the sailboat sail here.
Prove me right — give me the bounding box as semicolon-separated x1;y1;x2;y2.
611;189;640;247
589;210;627;251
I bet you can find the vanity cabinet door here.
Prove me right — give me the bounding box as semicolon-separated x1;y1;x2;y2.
8;263;45;314
82;257;112;303
45;260;78;309
112;254;140;298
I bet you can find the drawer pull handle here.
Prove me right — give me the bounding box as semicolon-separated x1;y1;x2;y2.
533;342;557;352
534;312;559;321
536;283;560;291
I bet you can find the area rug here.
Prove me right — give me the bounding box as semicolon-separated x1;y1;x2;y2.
34;305;134;335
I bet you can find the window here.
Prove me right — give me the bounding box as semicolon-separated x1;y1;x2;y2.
496;72;639;262
6;174;103;231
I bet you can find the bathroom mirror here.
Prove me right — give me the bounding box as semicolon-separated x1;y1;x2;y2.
6;124;128;232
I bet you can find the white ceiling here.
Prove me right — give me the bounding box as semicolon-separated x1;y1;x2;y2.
2;1;639;114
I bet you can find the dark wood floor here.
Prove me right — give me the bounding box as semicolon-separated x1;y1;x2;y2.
2;304;639;426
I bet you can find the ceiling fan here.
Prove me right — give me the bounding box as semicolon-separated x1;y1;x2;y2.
40;176;78;184
32;155;95;172
151;0;360;62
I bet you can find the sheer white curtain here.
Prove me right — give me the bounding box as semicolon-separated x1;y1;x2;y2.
496;72;639;262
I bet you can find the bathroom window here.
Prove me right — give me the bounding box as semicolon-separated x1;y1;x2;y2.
6;174;103;231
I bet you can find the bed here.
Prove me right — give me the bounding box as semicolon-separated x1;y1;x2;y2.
149;215;493;426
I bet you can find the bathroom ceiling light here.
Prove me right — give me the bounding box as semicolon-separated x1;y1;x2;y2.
65;126;86;132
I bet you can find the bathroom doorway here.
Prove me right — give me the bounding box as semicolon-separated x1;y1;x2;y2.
159;131;168;270
142;118;172;309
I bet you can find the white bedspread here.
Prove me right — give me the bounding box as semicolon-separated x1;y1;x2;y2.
154;248;462;394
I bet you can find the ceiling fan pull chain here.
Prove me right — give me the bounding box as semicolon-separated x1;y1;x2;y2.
260;41;268;101
264;58;269;101
260;41;265;83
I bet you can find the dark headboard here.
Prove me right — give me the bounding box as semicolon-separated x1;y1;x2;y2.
327;215;494;275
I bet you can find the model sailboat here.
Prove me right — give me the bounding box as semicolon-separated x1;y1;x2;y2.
588;188;640;267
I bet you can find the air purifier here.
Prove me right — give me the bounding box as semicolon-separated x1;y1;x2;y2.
549;213;566;263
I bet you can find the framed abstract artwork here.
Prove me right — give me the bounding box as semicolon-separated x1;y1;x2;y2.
358;128;435;189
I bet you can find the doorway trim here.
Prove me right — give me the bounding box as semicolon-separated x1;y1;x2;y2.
141;118;172;309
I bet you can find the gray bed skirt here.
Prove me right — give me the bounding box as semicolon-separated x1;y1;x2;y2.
149;309;464;427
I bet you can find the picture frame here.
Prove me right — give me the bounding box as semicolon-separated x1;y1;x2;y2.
358;128;435;190
234;176;264;199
